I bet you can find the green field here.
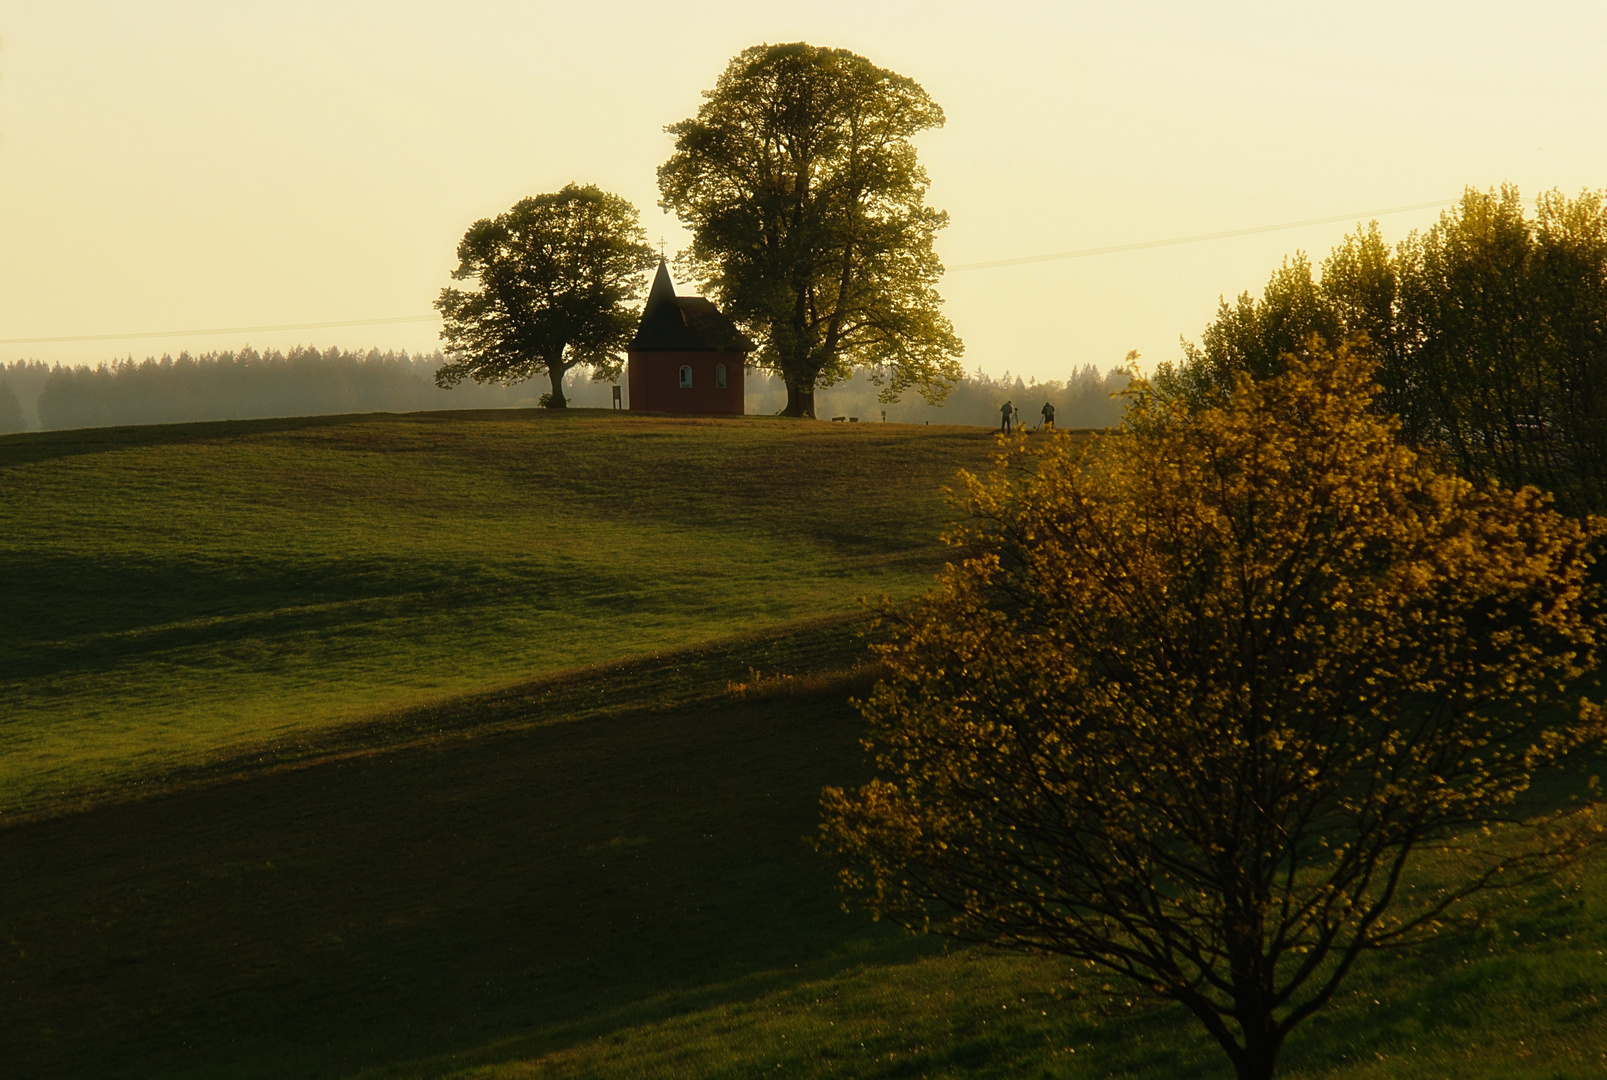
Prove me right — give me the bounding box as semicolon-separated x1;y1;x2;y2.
0;409;992;817
2;410;1605;1078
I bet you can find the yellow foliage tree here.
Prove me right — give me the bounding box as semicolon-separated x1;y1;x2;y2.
821;341;1607;1080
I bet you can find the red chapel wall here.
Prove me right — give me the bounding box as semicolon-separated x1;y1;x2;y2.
627;351;746;415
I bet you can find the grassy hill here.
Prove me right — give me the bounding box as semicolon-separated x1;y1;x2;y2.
2;410;1605;1079
0;409;993;817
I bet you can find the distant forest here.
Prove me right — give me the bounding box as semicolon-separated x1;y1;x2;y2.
0;349;1129;433
0;349;534;433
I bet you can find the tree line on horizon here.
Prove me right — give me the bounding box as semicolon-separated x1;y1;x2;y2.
0;348;536;433
750;362;1129;428
0;360;42;433
0;350;1125;433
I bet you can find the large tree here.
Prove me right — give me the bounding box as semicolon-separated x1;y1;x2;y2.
658;43;964;419
823;343;1606;1080
435;184;657;408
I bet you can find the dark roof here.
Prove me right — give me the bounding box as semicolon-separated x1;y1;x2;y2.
629;261;756;353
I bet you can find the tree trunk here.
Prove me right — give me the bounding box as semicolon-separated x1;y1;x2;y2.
546;364;568;409
781;380;816;419
1233;1018;1282;1080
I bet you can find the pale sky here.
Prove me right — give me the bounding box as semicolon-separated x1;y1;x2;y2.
3;1;1605;383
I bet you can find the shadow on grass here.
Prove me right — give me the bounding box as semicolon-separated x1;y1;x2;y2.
0;409;622;470
0;550;654;686
0;680;910;1079
0;412;373;469
0;614;878;824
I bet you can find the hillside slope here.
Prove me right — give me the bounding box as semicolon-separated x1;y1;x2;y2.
3;411;1606;1078
0;409;996;816
3;617;1603;1080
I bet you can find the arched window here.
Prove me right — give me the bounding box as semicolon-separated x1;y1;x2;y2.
715;363;727;389
679;365;692;388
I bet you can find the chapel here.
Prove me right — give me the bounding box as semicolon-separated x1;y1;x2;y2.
626;260;754;415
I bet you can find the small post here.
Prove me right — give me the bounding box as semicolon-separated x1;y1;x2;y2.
612;385;622;410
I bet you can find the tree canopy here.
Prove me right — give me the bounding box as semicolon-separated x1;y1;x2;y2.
823;343;1606;1080
435;184;657;408
1155;185;1607;513
658;43;963;419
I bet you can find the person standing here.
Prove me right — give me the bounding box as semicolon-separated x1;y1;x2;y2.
1000;399;1013;433
1040;401;1056;430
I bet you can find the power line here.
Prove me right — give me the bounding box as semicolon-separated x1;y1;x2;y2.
1;198;1459;343
946;199;1454;271
0;314;440;346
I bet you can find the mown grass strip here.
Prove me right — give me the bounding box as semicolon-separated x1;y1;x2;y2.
1;612;880;824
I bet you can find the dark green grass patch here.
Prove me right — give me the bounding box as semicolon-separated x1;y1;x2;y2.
0;409;996;814
0;635;907;1079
